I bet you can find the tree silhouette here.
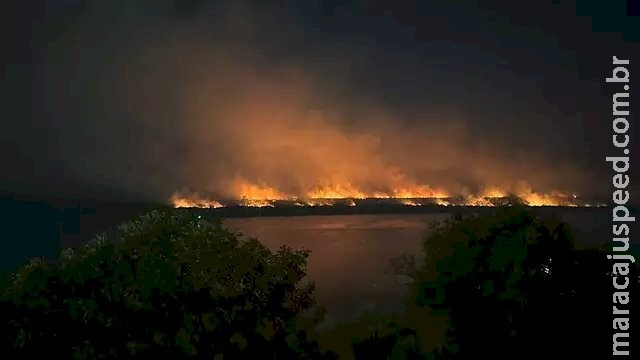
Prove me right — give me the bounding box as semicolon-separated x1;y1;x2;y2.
405;205;638;359
1;210;333;359
3;207;635;359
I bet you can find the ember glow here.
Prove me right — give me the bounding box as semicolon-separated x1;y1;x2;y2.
26;1;611;209
170;180;594;208
170;193;223;209
110;7;605;211
166;54;601;211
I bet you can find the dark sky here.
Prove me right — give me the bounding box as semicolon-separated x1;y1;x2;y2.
1;0;638;202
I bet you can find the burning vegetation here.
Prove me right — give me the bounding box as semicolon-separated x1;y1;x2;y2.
164;55;600;211
169;180;599;208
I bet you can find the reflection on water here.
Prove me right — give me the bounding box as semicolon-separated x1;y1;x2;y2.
224;213;449;325
223;209;619;325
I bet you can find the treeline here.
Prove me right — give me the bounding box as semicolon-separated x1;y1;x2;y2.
1;207;637;359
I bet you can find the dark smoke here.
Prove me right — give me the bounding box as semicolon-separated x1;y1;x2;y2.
2;0;632;203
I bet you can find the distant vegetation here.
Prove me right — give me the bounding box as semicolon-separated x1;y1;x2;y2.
1;206;636;359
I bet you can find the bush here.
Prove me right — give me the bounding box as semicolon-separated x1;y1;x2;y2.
4;207;635;359
351;320;428;360
1;210;331;359
404;205;639;358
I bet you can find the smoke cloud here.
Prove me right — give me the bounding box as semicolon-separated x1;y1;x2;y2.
5;1;602;202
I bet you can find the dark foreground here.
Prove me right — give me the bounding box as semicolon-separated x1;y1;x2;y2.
1;206;638;359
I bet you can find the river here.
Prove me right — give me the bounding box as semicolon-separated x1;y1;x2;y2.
223;208;622;325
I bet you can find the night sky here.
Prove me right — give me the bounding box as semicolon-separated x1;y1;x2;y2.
1;0;638;203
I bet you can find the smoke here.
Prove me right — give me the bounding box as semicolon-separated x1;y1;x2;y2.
20;1;598;202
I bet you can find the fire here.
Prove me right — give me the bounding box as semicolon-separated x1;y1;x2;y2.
302;184;449;200
170;193;223;208
464;195;494;207
391;185;449;199
480;187;507;198
305;199;334;206
163;53;596;212
239;198;275;207
400;199;422;206
513;184;576;207
520;193;560;206
303;184;449;200
306;183;368;199
169;179;588;208
434;198;451;206
232;179;294;200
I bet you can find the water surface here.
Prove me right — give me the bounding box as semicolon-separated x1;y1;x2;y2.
224;208;622;324
225;213;450;324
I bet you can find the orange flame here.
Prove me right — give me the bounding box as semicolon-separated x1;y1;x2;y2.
306;183;368;199
170;193;223;208
239;198;275;207
170;179;587;208
400;199;422;206
232;179;294;200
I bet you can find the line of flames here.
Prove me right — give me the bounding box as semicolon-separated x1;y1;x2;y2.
169;183;605;209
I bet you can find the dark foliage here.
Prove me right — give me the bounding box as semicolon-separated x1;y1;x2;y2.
2;206;634;359
1;210;332;359
405;205;638;359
